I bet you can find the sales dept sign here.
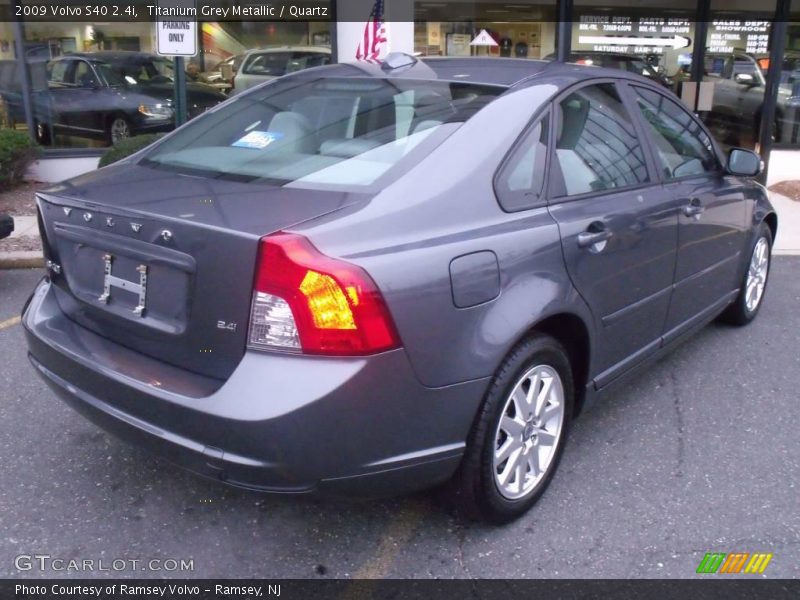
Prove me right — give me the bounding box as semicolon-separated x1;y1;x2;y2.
155;0;197;56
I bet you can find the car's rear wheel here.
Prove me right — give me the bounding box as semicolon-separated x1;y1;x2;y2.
107;116;131;145
453;334;574;523
721;223;772;325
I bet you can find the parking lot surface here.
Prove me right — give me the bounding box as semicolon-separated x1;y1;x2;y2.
1;262;798;579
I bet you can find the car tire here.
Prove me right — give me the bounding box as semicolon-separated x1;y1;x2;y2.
107;116;131;145
721;222;773;326
452;334;574;523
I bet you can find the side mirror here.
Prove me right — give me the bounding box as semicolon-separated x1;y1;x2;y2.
734;73;758;86
727;148;762;177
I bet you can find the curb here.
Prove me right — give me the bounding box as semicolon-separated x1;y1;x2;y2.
0;251;44;270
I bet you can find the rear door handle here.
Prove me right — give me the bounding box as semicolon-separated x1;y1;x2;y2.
683;198;705;218
577;225;613;249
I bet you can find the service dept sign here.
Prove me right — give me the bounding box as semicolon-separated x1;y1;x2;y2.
155;0;197;56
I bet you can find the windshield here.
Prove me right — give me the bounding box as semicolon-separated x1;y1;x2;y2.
141;76;504;188
115;57;175;85
95;62;127;87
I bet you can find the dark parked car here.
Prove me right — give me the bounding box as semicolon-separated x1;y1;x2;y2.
0;213;12;240
97;52;227;116
30;53;226;145
24;56;776;522
703;51;800;146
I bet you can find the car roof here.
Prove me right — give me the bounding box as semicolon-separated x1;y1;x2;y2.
243;46;331;56
61;51;163;62
314;57;661;90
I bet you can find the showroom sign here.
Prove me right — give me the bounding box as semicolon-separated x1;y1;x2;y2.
155;0;197;56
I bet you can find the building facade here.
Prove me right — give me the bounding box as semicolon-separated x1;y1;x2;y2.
2;0;799;183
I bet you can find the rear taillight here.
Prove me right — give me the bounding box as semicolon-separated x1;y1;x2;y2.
247;233;400;356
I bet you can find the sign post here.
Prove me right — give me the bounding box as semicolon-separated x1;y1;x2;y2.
155;0;197;127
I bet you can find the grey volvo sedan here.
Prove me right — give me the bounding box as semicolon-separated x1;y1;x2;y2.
24;55;776;522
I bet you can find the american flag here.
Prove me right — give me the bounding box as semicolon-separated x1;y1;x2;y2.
355;0;387;63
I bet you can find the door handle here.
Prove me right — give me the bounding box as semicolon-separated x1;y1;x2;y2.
683;198;705;218
577;225;613;249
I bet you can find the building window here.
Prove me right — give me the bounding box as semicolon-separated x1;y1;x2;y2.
571;0;698;94
773;7;800;147
0;16;330;151
413;2;556;59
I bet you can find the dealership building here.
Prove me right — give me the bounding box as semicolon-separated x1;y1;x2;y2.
1;0;799;190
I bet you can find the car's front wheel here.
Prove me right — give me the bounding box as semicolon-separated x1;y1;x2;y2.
107;116;131;145
453;334;574;523
721;222;773;325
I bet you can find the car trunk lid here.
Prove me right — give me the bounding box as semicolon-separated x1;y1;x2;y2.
37;163;365;380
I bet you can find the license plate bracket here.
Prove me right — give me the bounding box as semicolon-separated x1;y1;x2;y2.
98;253;149;317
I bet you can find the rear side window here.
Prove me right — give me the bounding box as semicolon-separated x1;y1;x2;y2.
553;83;649;197
632;86;718;179
495;112;549;211
141;77;503;189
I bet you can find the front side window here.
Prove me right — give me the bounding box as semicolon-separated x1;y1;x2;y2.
73;61;97;88
142;76;503;189
632;86;718;180
553;83;649;197
94;63;126;87
47;60;69;85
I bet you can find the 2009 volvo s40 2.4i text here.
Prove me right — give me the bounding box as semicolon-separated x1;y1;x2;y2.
24;55;776;522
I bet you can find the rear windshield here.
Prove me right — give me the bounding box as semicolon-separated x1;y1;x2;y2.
141;76;504;188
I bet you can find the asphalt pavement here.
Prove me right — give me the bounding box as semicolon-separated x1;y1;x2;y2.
1;262;798;579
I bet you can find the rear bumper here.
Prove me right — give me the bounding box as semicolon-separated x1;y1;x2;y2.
23;279;487;496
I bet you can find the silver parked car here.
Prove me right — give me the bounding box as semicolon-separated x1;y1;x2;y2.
24;55;776;522
230;46;331;94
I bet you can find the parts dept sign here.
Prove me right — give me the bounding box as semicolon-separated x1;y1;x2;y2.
155;0;197;57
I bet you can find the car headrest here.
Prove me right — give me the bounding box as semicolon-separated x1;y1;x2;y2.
267;111;316;153
556;97;590;150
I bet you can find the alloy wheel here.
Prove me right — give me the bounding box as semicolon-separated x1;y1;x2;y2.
493;364;565;500
745;237;769;313
110;118;130;144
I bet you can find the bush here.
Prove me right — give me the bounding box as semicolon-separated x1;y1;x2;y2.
98;134;162;168
0;129;40;190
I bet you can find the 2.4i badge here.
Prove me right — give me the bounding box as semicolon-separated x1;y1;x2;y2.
98;254;148;317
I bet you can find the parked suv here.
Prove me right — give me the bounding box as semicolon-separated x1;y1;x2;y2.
24;56;776;522
30;53;226;145
231;46;331;94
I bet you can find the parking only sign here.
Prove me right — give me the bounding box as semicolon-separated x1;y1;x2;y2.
155;0;197;56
